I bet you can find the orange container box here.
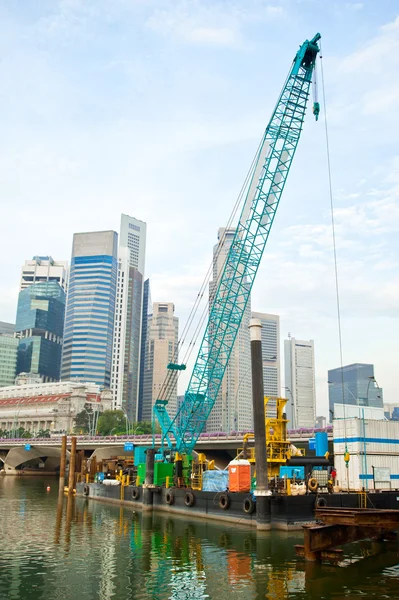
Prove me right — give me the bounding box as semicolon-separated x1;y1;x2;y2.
228;459;251;492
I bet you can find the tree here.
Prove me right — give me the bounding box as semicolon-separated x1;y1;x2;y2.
131;421;159;434
74;404;94;434
36;429;51;438
16;427;32;439
97;410;126;436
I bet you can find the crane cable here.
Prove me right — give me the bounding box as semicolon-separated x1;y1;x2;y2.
158;63;294;407
158;135;264;404
320;43;349;480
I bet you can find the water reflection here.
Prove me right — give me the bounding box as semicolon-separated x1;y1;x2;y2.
0;478;398;600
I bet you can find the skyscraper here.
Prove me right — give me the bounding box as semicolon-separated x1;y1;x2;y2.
111;215;147;421
142;302;179;421
138;278;150;421
252;311;280;397
61;231;118;388
328;363;383;420
206;228;252;433
284;336;316;428
0;334;18;387
15;281;66;382
20;256;68;292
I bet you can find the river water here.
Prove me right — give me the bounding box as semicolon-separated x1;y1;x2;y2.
1;477;398;600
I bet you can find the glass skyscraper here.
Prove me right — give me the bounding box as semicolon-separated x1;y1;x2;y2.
0;335;18;387
61;231;118;388
328;363;383;419
15;281;66;382
111;215;147;422
138;278;150;421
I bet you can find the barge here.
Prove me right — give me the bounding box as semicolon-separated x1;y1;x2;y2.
76;482;399;531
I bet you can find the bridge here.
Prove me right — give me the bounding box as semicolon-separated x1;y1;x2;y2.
0;427;333;474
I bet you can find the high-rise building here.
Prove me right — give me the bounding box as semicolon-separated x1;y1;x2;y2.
328;363;383;420
251;312;280;397
142;302;179;421
15;281;66;382
284;336;316;428
119;214;146;274
0;334;18;387
207;228;252;433
20;256;68;292
111;215;147;421
61;231;118;388
0;322;15;335
138;278;150;421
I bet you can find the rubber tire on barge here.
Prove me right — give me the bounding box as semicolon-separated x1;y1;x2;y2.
132;487;140;500
83;485;90;496
184;491;195;507
218;492;230;510
243;496;255;515
315;496;327;508
165;490;174;505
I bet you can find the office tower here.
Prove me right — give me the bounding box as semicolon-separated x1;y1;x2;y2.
138;278;150;421
284;336;316;428
328;363;383;420
20;256;68;292
142;302;179;421
206;228;252;433
0;333;18;387
15;281;66;382
251;312;280;397
111;215;147;421
119;214;146;274
0;322;15;335
61;231;118;388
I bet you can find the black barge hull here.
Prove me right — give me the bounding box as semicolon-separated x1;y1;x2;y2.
76;483;399;530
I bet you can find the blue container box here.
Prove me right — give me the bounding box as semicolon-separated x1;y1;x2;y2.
315;432;328;456
279;466;305;479
134;446;150;466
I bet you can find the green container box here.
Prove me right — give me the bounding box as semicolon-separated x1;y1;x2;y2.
137;463;146;484
154;462;174;486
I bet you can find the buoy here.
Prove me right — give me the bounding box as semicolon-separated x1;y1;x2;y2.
46;486;51;492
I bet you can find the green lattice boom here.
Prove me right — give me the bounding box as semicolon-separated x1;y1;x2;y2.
154;34;321;453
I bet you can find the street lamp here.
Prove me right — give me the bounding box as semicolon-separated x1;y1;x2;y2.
125;415;131;436
132;426;144;436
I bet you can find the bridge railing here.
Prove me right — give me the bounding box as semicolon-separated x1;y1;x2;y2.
0;426;333;445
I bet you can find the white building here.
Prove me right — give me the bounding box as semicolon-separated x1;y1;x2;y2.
252;311;280;398
0;380;111;434
20;256;68;292
111;215;147;421
284;336;316;428
142;302;179;421
207;228;252;433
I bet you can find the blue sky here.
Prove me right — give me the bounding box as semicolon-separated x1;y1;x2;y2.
1;0;398;417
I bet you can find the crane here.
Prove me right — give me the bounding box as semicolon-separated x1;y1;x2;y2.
154;33;321;455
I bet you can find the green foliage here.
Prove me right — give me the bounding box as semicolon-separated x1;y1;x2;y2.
36;429;51;438
74;404;94;434
17;427;32;439
131;421;160;434
97;410;126;436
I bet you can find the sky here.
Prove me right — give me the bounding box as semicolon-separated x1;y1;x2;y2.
0;0;398;418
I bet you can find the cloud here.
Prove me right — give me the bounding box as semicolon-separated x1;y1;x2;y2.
184;26;239;46
146;0;285;47
341;17;399;74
